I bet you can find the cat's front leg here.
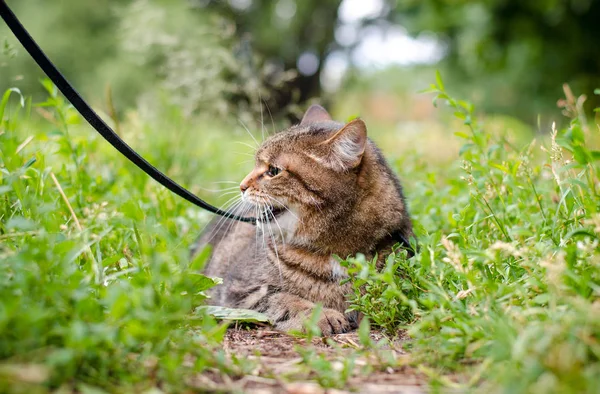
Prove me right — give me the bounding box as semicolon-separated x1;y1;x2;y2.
256;291;350;335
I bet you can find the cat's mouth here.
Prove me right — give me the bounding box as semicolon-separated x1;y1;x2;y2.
256;206;285;222
242;192;287;221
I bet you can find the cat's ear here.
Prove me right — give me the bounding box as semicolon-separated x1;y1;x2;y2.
300;104;332;125
320;119;367;170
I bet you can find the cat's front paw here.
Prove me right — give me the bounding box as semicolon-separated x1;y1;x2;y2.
316;308;351;336
273;307;350;336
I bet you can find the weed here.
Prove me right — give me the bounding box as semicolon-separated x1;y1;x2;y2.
2;74;599;392
344;74;600;392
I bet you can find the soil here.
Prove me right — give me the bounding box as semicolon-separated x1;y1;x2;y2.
189;327;429;394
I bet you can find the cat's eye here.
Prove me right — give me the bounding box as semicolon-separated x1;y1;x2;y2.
266;165;281;177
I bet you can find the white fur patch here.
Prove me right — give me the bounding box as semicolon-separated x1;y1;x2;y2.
268;209;299;242
330;258;348;280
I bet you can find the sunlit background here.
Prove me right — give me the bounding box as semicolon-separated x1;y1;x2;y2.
1;0;599;133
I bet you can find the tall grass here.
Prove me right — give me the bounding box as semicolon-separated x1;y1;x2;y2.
1;75;599;392
345;76;600;392
0;82;254;392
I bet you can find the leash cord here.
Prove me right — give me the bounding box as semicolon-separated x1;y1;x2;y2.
0;1;256;225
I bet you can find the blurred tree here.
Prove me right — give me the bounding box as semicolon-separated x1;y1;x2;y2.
2;0;599;121
390;0;600;118
0;0;297;122
200;0;343;119
0;0;128;103
202;0;600;120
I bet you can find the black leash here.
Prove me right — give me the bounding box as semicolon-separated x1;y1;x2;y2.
0;0;256;225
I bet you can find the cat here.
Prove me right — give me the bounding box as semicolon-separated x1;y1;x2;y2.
192;105;413;335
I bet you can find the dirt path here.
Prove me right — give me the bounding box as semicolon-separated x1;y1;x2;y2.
190;328;428;393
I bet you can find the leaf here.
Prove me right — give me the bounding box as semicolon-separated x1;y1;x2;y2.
189;244;212;271
0;88;25;122
358;317;371;346
458;100;473;113
590;150;600;160
418;86;439;94
570;125;585;144
40;78;57;97
345;114;359;122
532;294;550;305
190;273;220;292
195;306;273;325
5;217;36;231
564;229;597;241
490;163;510;173
572;145;590;165
453;112;466;120
459;143;475;156
22;157;37;169
435;70;445;91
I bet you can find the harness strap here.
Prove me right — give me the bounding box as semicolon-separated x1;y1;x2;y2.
0;0;256;224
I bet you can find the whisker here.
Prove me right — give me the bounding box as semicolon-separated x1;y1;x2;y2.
237;159;255;166
259;90;265;142
267;195;301;223
218;194;245;211
195;185;240;193
263;98;276;136
222;202;253;264
268;207;286;245
233;150;256;157
259;201;268;257
201;198;245;245
260;197;283;281
238;119;260;148
232;141;258;152
310;196;324;215
254;202;260;260
265;196;288;243
217;190;244;200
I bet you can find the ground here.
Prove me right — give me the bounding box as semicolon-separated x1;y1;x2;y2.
190;328;428;393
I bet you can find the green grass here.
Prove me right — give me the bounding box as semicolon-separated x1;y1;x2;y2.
1;76;599;393
344;77;600;392
0;82;256;392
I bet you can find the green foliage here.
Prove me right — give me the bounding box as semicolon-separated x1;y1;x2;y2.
4;0;599;122
0;81;255;391
350;73;600;392
392;0;600;117
0;0;290;123
342;251;420;332
195;306;272;325
2;66;600;392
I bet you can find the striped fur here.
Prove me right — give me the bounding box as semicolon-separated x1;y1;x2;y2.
193;105;413;335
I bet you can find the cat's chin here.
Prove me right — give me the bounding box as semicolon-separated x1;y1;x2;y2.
242;193;288;221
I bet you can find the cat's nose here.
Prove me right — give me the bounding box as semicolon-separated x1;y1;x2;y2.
240;182;249;192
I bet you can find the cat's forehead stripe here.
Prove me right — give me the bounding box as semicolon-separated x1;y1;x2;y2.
255;122;347;165
259;122;344;148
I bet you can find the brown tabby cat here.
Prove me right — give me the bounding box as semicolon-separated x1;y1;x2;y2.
193;105;413;335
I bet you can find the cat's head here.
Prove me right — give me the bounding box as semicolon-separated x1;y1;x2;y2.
240;105;370;216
